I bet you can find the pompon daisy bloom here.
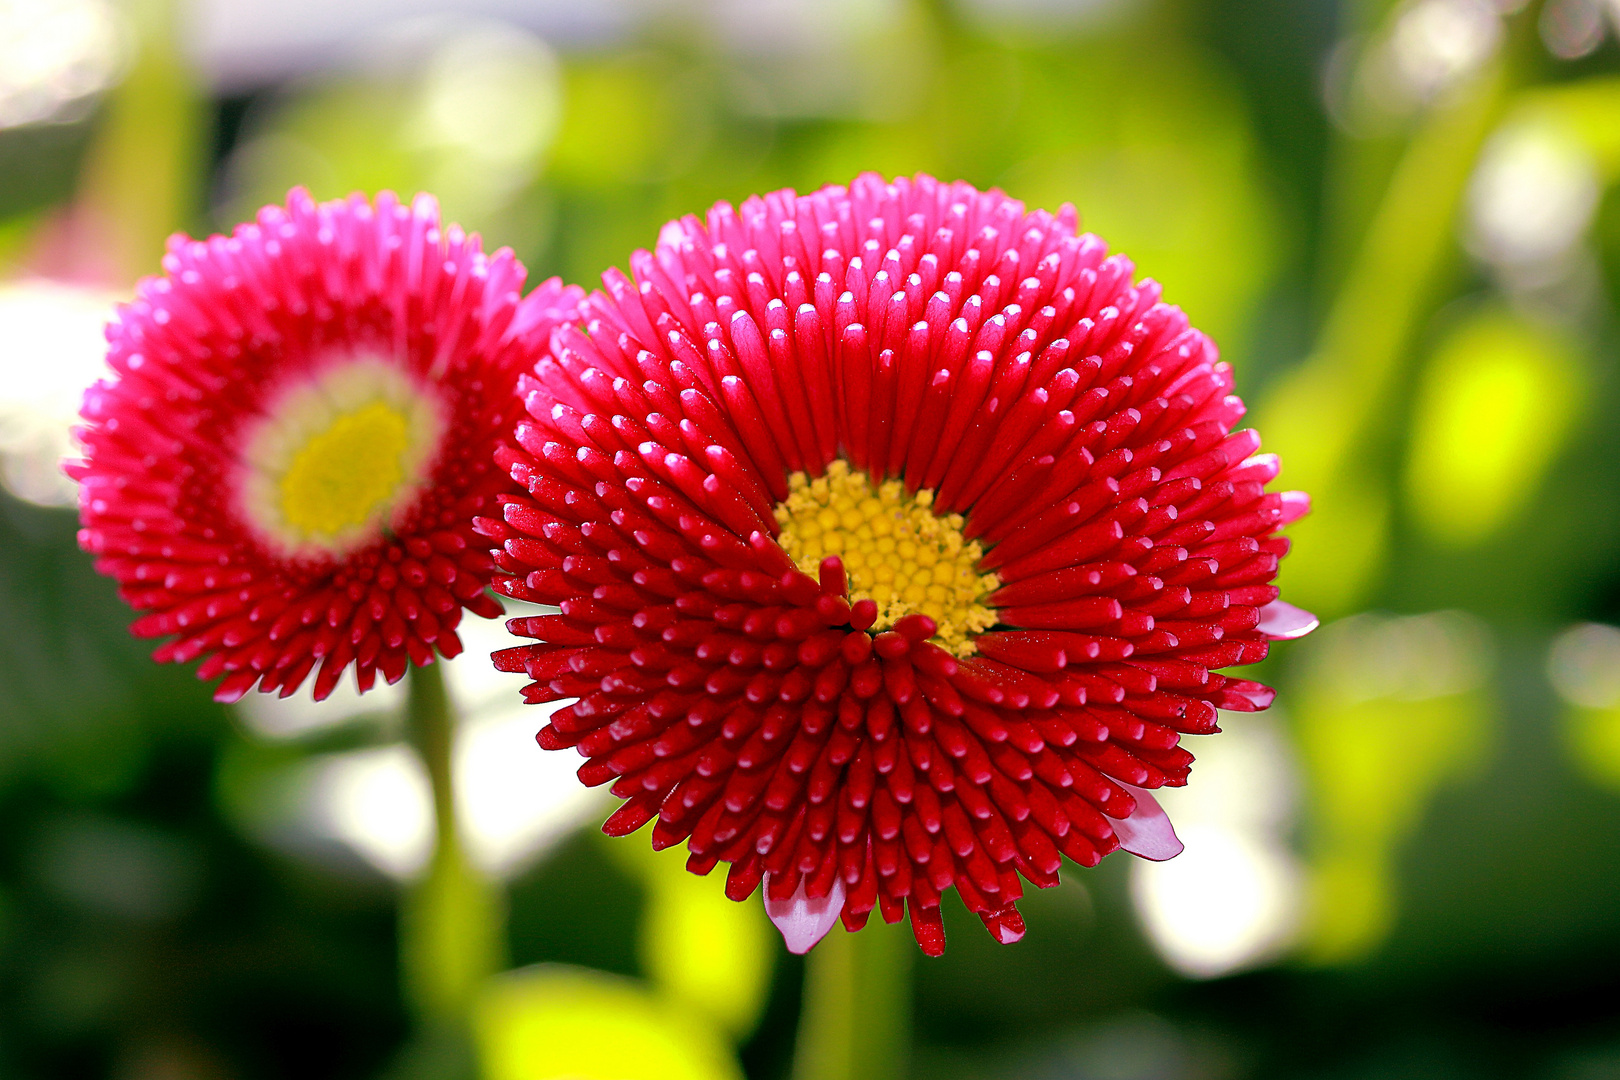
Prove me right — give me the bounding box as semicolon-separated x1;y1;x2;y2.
67;188;583;703
483;173;1316;956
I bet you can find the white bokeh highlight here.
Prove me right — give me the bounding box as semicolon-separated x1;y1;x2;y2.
306;743;435;879
1548;622;1620;710
1539;0;1611;60
399;20;562;213
1324;0;1502;135
0;279;122;507
1129;715;1305;979
1467;119;1600;287
1388;0;1500;104
0;0;127;130
235;601;602;881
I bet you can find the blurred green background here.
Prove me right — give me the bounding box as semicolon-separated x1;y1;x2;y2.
6;0;1620;1077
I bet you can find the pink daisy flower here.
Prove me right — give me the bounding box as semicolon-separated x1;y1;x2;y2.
484;174;1315;955
68;188;582;702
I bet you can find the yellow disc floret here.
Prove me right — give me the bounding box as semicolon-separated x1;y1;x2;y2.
279;401;411;538
237;356;445;557
774;459;999;655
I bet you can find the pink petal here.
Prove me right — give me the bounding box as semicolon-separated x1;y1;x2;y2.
658;219;689;248
764;873;846;954
979;907;1026;944
1105;784;1184;862
1278;490;1311;524
1236;452;1281;483
1221;682;1276;710
1257;599;1318;640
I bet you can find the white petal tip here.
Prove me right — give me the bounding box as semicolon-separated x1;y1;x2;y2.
1106;784;1184;862
1257;599;1318;640
764;873;846;954
658;220;688;248
988;916;1025;943
1279;490;1311;524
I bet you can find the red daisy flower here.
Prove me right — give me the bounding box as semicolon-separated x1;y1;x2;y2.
484;173;1315;956
68;188;583;703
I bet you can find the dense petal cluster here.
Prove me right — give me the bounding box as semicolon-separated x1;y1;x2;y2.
485;174;1313;954
69;188;581;702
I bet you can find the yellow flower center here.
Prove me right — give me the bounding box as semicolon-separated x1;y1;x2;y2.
279;401;411;538
774;459;999;656
236;356;444;557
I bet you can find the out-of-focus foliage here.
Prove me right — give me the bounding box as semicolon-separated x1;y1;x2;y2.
790;918;913;1080
1404;307;1586;547
473;966;742;1080
610;842;776;1040
1288;611;1495;962
7;0;1620;1078
217;20;562;250
1550;622;1620;787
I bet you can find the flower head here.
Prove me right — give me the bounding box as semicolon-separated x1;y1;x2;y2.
69;188;582;703
485;174;1315;955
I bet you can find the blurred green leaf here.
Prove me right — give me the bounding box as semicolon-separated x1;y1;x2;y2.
1564;702;1620;789
1289;612;1495;963
548;57;701;188
614;843;775;1041
473;965;743;1080
985;33;1282;356
1515;76;1620;182
74;0;205;280
0;211;36;271
1404;307;1586;548
1261;60;1511;616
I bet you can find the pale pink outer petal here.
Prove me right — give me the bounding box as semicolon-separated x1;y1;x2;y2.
1104;783;1184;862
763;873;847;954
1256;599;1318;640
1278;490;1311;524
1221;682;1276;710
982;908;1027;943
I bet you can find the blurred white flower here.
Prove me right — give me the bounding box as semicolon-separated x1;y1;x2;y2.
1548;623;1620;710
1539;0;1609;59
1132;824;1303;979
0;278;120;507
1466;119;1600;287
455;702;604;877
237;602;602;880
1324;0;1502;133
0;0;127;130
308;744;435;879
1130;717;1305;979
1389;0;1501;103
401;21;562;208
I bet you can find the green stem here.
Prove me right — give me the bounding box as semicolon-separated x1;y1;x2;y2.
407;660;459;849
401;661;506;1025
791;920;913;1080
78;0;205;281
